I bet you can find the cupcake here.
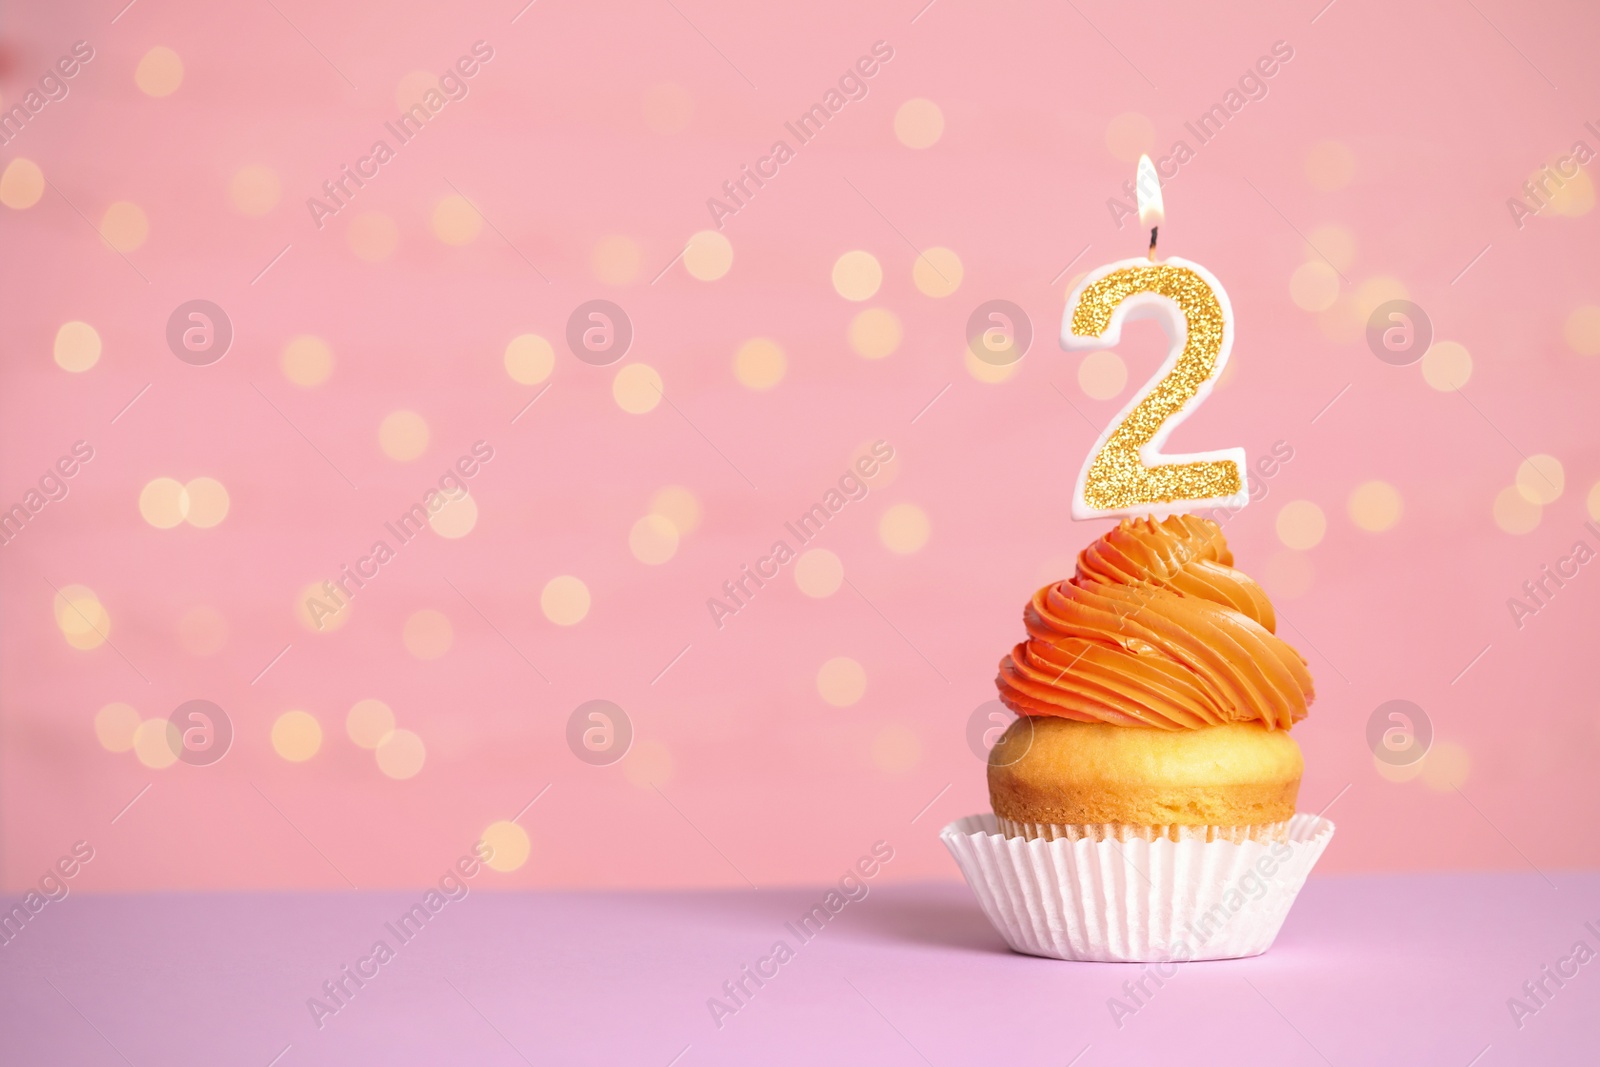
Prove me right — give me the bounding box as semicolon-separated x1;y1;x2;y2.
942;515;1335;962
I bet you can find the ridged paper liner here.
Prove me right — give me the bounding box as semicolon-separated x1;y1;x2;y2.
995;817;1288;844
941;812;1334;962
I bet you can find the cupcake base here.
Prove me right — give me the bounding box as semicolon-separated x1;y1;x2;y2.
942;811;1334;962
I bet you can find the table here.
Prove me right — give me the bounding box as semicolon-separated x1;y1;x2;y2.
2;873;1595;1065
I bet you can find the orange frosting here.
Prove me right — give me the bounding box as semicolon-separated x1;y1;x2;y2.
996;515;1314;731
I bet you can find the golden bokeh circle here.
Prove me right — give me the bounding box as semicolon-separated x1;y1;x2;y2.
848;308;902;359
613;363;663;413
1104;112;1155;162
1347;480;1402;532
504;334;555;384
135;46;184;97
431;195;482;245
271;710;323;762
1077;350;1127;400
184;477;229;528
376;728;426;779
54;321;102;372
817;656;867;707
794;549;844;598
480;821;531;872
133;718;181;769
629;514;679;564
683;230;733;281
1564;305;1600;356
101;201;149;253
230;165;280;216
95;702;141;753
651;486;701;536
541;575;591;625
1515;454;1564;505
1289;261;1340;312
281;335;333;387
347;699;396;749
912;247;963;298
1492;485;1541;534
871;724;922;773
591;235;642;285
894;98;944;148
1275;500;1327;550
402;609;454;660
733;338;786;390
347;211;400;262
140;477;189;528
879;503;930;554
1420;340;1472;392
832;250;882;301
1;158;45;209
378;410;430;461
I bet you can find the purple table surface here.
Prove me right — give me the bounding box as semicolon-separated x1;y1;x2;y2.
2;873;1596;1066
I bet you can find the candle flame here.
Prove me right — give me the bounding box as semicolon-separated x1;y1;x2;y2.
1136;154;1164;229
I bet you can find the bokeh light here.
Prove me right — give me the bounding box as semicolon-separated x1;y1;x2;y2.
1289;261;1340;312
271;710;323;762
1276;500;1327;550
651;486;701;536
1564;305;1600;356
1347;481;1402;532
230;165;280;216
832;251;882;301
1078;350;1127;400
480;821;531;872
848;308;902;359
734;338;786;390
879;503;930;554
376;728;426;779
911;247;962;298
623;739;675;789
347;699;396;749
54;321;102;372
817;657;867;707
794;549;844;598
592;235;642;284
1421;341;1471;391
1;158;45;209
378;410;430;461
683;230;733;280
281;336;333;387
431;194;482;245
176;606;228;655
139;477;189;528
504;334;554;385
1492;485;1541;534
135;46;183;97
94;703;141;753
55;585;110;650
541;575;590;625
1421;740;1471;792
402;609;454;660
629;514;679;564
1515;454;1564;505
133;718;180;769
871;724;921;773
100;201;149;252
641;83;692;134
893;98;944;148
1305;140;1355;190
613;363;663;413
184;477;229;528
347;211;400;262
429;493;478;539
1104;112;1154;162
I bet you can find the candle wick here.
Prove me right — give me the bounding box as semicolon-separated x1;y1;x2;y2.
1147;226;1159;261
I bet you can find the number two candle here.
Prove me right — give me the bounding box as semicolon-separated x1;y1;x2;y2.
1061;157;1247;520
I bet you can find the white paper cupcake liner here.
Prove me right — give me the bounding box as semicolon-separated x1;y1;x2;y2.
941;812;1334;962
994;817;1288;844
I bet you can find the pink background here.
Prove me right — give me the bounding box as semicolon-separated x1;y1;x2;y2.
3;0;1598;894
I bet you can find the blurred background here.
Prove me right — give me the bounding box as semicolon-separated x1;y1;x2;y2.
2;0;1597;893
